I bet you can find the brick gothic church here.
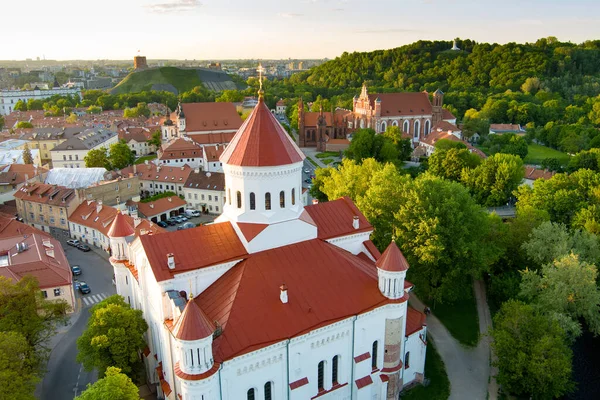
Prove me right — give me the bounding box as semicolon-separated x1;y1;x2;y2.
298;84;454;150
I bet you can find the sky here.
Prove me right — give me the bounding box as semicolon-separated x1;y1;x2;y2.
3;0;600;60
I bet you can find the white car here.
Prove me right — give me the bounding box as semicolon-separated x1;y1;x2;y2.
185;210;201;217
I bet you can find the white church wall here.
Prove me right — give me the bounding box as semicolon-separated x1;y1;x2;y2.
403;327;427;386
326;231;372;255
239;219;318;253
165;259;241;298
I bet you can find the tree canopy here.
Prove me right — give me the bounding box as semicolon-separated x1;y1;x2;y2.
0;331;38;400
84;148;111;169
109;141;135;170
76;367;140;400
22;144;34;165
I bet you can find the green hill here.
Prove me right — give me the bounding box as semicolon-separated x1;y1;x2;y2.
110;67;238;95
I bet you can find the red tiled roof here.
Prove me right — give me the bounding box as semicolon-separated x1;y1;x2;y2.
237;222;269;242
406;307;427;336
118;127;152;143
196;239;406;361
304;197;372;240
220;99;305;167
363;240;381;260
14;183;76;206
172;299;214;341
490;124;523;132
181;103;243;133
202;144;225;162
0;216;50;239
442;108;456;120
289;377;309;390
133;196;187;218
189;132;235;146
158;138;203;161
0;164;47;187
430;121;459;133
174;361;220;381
303;112;333;127
139;222;248;282
107;210;135;238
368;92;432;116
376;241;409;272
524;166;554;180
355;375;373;389
120;163;193;185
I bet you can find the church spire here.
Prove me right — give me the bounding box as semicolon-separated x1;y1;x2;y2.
257;63;265;101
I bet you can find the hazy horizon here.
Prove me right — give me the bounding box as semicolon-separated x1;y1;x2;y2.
4;0;600;61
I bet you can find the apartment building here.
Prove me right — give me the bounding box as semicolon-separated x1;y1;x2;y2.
14;183;80;232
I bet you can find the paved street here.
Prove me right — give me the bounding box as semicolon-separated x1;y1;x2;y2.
38;232;116;400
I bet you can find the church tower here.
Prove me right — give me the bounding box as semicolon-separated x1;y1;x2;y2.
298;98;305;147
316;105;327;152
218;85;317;253
432;89;444;125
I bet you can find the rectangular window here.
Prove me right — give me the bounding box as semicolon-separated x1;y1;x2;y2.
215;206;219;212
49;217;55;224
208;195;212;201
215;196;218;201
318;361;325;391
54;288;61;297
201;194;205;200
41;290;48;298
372;341;378;370
60;218;66;225
194;194;198;200
188;193;192;199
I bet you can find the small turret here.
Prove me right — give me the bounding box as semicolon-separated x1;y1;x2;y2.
376;240;409;299
177;102;186;132
107;210;135;261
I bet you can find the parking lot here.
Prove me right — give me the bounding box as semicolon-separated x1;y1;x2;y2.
161;213;218;232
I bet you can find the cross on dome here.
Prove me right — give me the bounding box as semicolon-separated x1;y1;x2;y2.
257;63;265;99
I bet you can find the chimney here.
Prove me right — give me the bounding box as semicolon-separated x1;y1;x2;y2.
280;284;288;304
145;160;149;165
132;209;141;228
157;166;161;172
194;167;200;174
96;200;103;214
352;216;359;230
133;164;137;174
167;253;175;269
181;166;184;171
149;203;154;208
168;197;172;202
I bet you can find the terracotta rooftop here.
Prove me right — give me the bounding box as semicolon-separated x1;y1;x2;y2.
106;210;136;238
303;112;333;127
430;121;460;133
490;124;524;132
158;138;203;161
172;298;215;341
132;196;187;218
304;197;373;239
368;92;433;116
376;241;409;272
0;233;72;289
0;215;50;239
0;164;47;187
118;127;153;143
442;108;456;120
139;222;248;282
189;132;235;146
196;239;406;361
220;98;305;167
178;102;242;133
405;307;426;336
524;166;555;180
14;183;77;206
120;163;193;184
203;144;225;162
184;171;225;192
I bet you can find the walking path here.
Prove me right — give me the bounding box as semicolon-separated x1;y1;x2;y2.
409;280;498;400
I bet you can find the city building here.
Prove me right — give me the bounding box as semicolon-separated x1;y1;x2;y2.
200;144;224;172
78;175;141;207
0;148;42;166
0;231;75;311
128;196;187;223
0;164;48;203
14;182;80;233
276;99;286;115
9;127;88;164
119;127;157;157
0;86;82;115
298;102;352;151
107;92;427;400
120;163;193;198
157;138;204;168
419;126;485;158
50;128;119;168
68;200;164;252
183;170;225;214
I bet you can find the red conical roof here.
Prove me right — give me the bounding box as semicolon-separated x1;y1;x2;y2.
376;241;409;272
173;298;215;341
220;98;305;167
107;210;135;238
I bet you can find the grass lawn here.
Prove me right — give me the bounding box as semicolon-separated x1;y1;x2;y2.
401;338;450;400
524;143;570;166
321;158;334;165
431;295;480;347
112;67;203;94
306;156;319;167
134;155;157;164
315;151;341;159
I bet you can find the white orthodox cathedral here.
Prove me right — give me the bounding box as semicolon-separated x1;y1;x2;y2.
107;89;427;400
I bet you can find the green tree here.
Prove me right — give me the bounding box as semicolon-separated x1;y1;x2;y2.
148;130;161;148
433;138;467;151
568;148;600;172
84;148;111;169
520;254;600;338
216;90;244;103
77;295;148;378
0;331;38;400
14;100;27;112
461;153;524;206
309;167;332;203
75;367;140;400
22;143;34;165
26;99;44;111
109;141;135;170
428;148;481;182
540;157;563;172
66;113;78;124
15;121;33;129
491;300;573;399
383;126;413;161
521;221;600;267
320;158;384;201
0;115;4;130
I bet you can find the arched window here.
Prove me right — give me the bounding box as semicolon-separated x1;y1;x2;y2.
424;120;431;135
249;192;256;210
292;188;296;205
317;361;325;391
414;120;421;138
360;119;365;129
236;191;242;209
405;351;410;369
380;121;387;133
392;120;398;127
403;120;409;133
264;382;272;400
332;355;339;385
265;193;271;210
247;388;256;400
372;341;378;370
280;191;285;208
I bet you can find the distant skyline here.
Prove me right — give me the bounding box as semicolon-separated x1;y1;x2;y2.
4;0;600;61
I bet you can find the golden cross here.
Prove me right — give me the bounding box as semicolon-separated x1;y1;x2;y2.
257;63;265;91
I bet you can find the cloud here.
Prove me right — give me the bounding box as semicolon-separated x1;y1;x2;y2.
356;28;421;34
518;19;543;26
145;0;202;13
278;12;304;18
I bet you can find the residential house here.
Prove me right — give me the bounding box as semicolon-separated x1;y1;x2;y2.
523;166;555;187
0;231;75;311
119;127;157;157
68;200;164;252
200;144;224;172
0;86;81;115
275;99;286;115
14;127;87;164
128;196;187;223
157;138;203;168
79;175;140;207
0;164;48;203
120;163;193;198
0;149;42;166
183;170;225;214
419;124;486;158
50;128;119;168
14;183;80;233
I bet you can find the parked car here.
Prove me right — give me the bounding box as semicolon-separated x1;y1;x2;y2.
304;168;310;174
182;222;195;229
77;244;91;252
79;282;91;294
67;239;80;247
157;221;168;228
185;209;201;217
177;225;187;231
167;219;177;226
179;216;188;222
304;178;311;183
71;265;82;276
174;216;184;223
